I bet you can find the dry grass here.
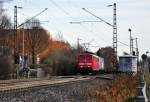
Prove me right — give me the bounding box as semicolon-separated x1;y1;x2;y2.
145;74;150;100
95;74;138;102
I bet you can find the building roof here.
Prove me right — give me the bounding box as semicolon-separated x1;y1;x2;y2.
119;55;137;58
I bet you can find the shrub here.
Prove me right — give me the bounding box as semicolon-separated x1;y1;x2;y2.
96;74;138;102
0;47;14;79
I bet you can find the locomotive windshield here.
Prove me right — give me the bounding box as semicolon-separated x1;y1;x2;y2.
86;55;92;60
79;55;92;62
79;55;85;60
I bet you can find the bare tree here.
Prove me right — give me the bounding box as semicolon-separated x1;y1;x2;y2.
24;19;50;64
0;9;12;29
0;7;12;47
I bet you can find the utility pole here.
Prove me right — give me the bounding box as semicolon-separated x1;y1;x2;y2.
14;6;17;54
136;38;139;59
128;28;132;54
107;3;118;60
22;24;25;68
131;38;134;55
14;5;22;78
14;5;22;55
135;38;139;70
113;3;117;58
107;3;118;70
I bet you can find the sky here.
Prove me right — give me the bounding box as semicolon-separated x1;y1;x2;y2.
3;0;150;57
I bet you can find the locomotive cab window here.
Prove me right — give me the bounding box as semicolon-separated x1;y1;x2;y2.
86;55;92;62
79;55;85;60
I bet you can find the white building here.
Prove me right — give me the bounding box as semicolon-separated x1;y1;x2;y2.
118;55;137;73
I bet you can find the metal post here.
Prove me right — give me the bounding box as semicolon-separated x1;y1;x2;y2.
22;24;25;69
113;3;117;58
14;5;22;55
136;38;139;60
107;3;118;70
14;6;18;78
128;28;132;54
14;6;17;54
136;38;138;56
14;5;22;78
131;38;134;55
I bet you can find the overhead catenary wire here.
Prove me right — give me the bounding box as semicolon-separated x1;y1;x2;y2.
82;8;113;27
17;8;48;28
47;0;108;46
80;22;134;49
45;1;135;51
117;40;136;49
82;7;136;50
48;0;74;19
79;23;112;46
46;0;78;33
70;21;102;24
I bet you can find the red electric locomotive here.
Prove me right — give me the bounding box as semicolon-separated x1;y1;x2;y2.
77;53;104;74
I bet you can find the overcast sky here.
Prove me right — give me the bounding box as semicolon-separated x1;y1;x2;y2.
4;0;150;57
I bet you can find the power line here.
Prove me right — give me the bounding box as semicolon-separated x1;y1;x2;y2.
48;0;106;46
79;24;112;46
82;8;113;27
48;0;74;19
70;7;133;51
117;40;136;49
117;41;129;47
48;1;132;52
17;8;48;28
82;6;118;58
70;21;102;24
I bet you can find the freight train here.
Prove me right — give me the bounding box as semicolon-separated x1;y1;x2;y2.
76;52;104;74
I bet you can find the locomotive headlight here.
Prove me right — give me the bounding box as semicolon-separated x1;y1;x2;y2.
86;63;92;65
79;63;84;65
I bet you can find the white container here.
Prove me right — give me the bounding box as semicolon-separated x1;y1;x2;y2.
119;55;137;73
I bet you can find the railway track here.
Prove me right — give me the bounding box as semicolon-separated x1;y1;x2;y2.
0;74;113;102
0;74;113;92
0;76;89;91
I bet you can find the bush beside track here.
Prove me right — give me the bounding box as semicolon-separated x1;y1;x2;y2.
95;74;138;102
